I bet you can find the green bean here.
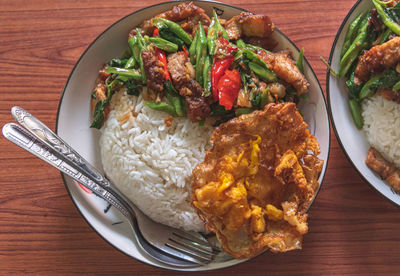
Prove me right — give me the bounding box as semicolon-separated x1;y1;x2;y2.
249;61;276;82
154;18;192;45
143;101;177;116
203;56;211;96
207;18;218;56
196;22;207;82
212;9;229;40
236;39;246;49
128;36;138;61
105;67;142;80
158;27;184;47
341;12;365;58
339;15;369;77
149;37;178;52
189;30;198;64
248;61;277;82
393;80;400;91
125;56;136;69
348;99;363;129
372;0;400;35
260;89;269;108
381;28;393;44
165;80;184;116
235;108;252;116
296;48;304;73
135;30;146;82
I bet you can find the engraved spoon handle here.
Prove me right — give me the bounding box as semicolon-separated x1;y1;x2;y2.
2;123;133;219
11;106;109;187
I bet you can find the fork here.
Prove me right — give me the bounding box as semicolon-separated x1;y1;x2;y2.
2;106;216;267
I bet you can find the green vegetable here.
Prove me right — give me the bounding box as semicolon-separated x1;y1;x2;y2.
339;14;369;77
296;48;304;73
125;56;136;69
248;62;276;83
154;18;192;45
346;71;363;99
380;28;393;44
143;101;177;116
341;12;365;57
359;69;400;99
349;99;363;129
242;49;276;82
207;17;217;56
372;0;400;35
203;55;212;96
149;37;178;52
236;39;246;49
159;27;184;47
128;36;139;61
135;30;147;82
196;22;207;83
189;30;198;64
105;67;142;79
260;89;269;108
212;9;229;40
165;80;185;117
90;101;106;129
235;108;252;115
393;80;400;91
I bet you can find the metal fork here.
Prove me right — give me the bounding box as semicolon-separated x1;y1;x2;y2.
2;106;216;267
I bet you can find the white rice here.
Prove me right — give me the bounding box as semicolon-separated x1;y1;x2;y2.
99;89;213;232
362;94;400;168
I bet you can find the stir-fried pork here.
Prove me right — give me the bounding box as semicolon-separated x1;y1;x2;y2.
224;12;274;40
366;147;400;193
167;51;211;121
355;36;400;82
258;50;309;95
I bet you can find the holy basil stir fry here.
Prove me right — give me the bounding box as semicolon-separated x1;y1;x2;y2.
90;2;309;129
339;0;400;129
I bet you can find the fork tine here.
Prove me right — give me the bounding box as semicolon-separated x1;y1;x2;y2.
166;239;213;263
172;229;221;252
171;233;213;255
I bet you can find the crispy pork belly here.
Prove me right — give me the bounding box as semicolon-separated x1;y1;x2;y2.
355;36;400;82
258;50;310;95
167;51;211;121
133;2;211;37
376;88;400;104
224;12;274;40
142;50;165;94
366;147;400;193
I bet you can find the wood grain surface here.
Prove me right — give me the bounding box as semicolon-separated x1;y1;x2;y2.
1;0;399;275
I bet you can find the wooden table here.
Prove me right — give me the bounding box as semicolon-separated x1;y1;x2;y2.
1;0;399;275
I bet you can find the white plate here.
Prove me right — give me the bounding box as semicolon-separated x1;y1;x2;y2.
56;0;331;271
327;0;400;207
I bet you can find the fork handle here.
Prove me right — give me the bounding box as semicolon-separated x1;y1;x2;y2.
2;122;132;219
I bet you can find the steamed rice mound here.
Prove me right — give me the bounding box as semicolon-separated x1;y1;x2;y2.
362;94;400;168
99;89;213;232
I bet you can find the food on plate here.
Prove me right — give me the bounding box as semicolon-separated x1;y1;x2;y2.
192;103;323;258
338;0;400;193
89;2;320;256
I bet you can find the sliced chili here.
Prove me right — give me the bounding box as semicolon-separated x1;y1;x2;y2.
211;56;234;101
217;69;241;110
153;28;171;81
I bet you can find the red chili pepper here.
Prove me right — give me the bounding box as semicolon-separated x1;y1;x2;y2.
216;69;241;110
217;37;237;55
182;45;189;57
155;47;171;81
153;28;170;81
211;56;234;101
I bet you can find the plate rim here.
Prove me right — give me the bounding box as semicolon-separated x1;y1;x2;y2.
326;0;400;208
56;0;332;270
